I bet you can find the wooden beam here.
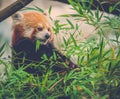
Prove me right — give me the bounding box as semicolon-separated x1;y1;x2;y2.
0;0;33;22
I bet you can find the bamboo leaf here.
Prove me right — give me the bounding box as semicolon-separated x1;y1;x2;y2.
36;40;41;51
48;6;52;15
66;19;74;29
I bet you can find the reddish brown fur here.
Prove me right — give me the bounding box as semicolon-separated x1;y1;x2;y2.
12;11;54;46
12;24;25;46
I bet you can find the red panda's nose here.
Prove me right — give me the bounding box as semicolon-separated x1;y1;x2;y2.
45;33;50;39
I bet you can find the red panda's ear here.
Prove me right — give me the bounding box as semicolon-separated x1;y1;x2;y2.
12;12;24;23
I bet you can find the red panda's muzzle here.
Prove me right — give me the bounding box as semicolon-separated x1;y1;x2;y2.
31;28;52;45
45;33;50;39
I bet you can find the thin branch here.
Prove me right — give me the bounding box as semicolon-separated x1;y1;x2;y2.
48;77;64;91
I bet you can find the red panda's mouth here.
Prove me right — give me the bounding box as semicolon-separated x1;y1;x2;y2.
37;38;49;45
32;33;51;45
39;39;46;42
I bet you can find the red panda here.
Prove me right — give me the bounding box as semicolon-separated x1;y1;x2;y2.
11;11;77;75
12;11;54;46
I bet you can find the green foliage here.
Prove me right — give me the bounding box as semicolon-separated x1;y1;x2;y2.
22;6;44;13
36;40;41;51
0;0;120;99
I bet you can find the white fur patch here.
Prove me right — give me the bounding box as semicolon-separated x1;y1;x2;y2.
24;28;34;38
35;29;50;40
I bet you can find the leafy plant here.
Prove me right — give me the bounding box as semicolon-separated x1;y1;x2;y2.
0;0;120;99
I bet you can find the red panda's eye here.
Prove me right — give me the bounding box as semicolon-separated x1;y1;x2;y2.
48;28;50;31
37;27;43;31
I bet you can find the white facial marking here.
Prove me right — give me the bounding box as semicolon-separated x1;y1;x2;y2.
36;29;50;39
35;28;51;44
24;28;34;38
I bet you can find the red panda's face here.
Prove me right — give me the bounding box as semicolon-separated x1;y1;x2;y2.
12;11;54;45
